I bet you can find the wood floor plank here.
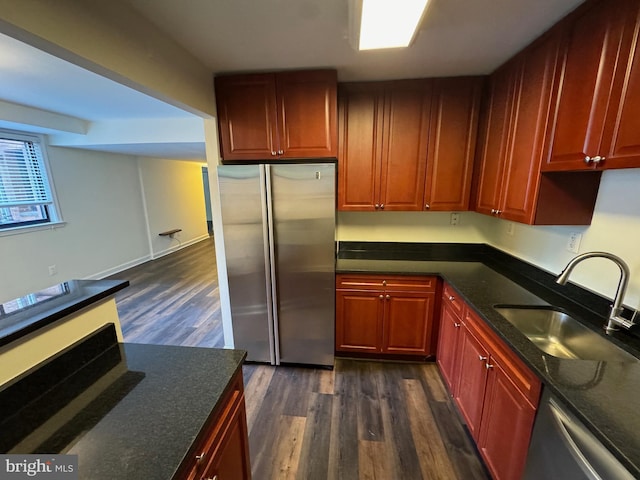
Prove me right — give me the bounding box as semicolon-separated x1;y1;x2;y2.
244;365;276;433
272;415;307;480
359;439;392;480
316;368;335;395
356;361;384;442
403;378;459;480
296;393;333;480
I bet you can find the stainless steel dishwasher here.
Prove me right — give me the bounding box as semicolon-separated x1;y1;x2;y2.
523;389;635;480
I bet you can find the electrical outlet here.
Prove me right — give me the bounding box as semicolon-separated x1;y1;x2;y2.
567;232;582;253
48;265;58;276
450;213;460;226
506;222;515;236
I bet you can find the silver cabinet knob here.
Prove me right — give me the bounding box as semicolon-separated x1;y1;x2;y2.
380;204;385;210
195;452;206;464
271;151;277;156
448;295;455;301
375;203;380;209
385;294;390;300
478;355;487;361
485;363;494;369
277;149;284;155
425;204;430;209
379;294;384;299
491;208;496;214
454;322;461;328
592;155;605;163
382;280;387;286
495;210;502;215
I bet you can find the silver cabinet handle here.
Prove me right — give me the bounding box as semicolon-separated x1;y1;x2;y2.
375;203;380;209
495;210;502;215
454;322;461;328
379;294;384;299
385;294;390;300
380;204;385;209
448;295;455;301
382;280;387;286
491;208;497;214
277;149;284;155
485;363;494;369
271;151;277;156
425;204;430;209
196;452;206;464
585;155;606;164
479;355;487;361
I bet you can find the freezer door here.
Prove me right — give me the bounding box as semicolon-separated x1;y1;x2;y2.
269;164;336;366
218;165;274;363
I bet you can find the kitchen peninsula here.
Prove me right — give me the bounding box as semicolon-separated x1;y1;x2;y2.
0;280;250;479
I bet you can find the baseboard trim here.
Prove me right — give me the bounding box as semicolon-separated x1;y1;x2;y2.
86;254;153;280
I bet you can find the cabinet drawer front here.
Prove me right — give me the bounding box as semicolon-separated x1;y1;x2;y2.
465;309;541;407
336;274;436;292
442;283;464;318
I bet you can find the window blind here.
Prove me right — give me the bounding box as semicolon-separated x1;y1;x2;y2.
0;137;52;208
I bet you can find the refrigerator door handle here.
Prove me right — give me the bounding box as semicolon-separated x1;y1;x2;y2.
260;165;278;365
263;165;281;365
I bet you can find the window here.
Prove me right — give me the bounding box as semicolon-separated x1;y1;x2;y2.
0;131;60;231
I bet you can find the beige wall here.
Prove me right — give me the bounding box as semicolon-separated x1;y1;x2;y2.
337;211;492;243
138;157;210;258
0;0;215;116
0;299;122;386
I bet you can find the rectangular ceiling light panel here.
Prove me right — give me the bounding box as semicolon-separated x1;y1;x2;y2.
359;0;430;50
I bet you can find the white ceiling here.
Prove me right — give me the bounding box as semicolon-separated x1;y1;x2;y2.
0;0;586;158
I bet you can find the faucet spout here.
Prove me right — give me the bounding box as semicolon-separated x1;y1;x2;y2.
556;252;632;334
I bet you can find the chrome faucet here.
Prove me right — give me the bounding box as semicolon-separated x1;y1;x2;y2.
556;251;636;334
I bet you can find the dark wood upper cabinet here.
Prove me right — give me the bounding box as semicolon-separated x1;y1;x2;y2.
215;70;337;162
544;0;633;171
424;77;483;211
475;28;601;225
338;80;430;211
339;77;481;212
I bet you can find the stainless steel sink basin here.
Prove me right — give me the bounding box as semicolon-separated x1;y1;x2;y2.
494;306;637;362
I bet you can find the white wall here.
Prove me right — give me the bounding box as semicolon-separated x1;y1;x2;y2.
0;145;210;303
484;169;640;309
138;156;209;258
0;147;149;302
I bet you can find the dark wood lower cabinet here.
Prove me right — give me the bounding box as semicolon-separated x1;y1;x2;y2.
177;370;251;480
335;274;436;357
436;282;541;480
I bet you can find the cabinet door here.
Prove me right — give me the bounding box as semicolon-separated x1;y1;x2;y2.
478;360;536;480
454;322;489;441
215;74;278;161
338;84;383;211
424;77;482;211
205;398;252;480
545;0;627;171
277;70;337;159
382;291;434;356
601;1;640;169
500;32;559;223
474;65;513;216
379;80;431;211
335;290;383;353
436;296;463;394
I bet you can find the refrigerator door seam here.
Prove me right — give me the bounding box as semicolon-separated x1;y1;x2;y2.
260;165;277;366
264;165;282;365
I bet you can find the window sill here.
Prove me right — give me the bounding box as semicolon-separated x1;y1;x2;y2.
0;221;66;237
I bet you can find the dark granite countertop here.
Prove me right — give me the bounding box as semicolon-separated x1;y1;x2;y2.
0;279;129;347
1;325;247;479
337;243;640;476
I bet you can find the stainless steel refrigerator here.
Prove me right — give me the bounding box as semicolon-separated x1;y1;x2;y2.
217;163;335;367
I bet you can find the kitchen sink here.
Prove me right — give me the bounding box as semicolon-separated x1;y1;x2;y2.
493;306;637;362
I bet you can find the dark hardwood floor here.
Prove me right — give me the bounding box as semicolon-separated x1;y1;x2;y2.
109;237;223;348
108;238;489;479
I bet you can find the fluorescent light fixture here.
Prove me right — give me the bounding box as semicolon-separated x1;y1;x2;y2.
353;0;430;51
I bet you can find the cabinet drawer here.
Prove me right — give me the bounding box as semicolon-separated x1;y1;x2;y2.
336;274;436;292
442;283;464;318
464;309;541;408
